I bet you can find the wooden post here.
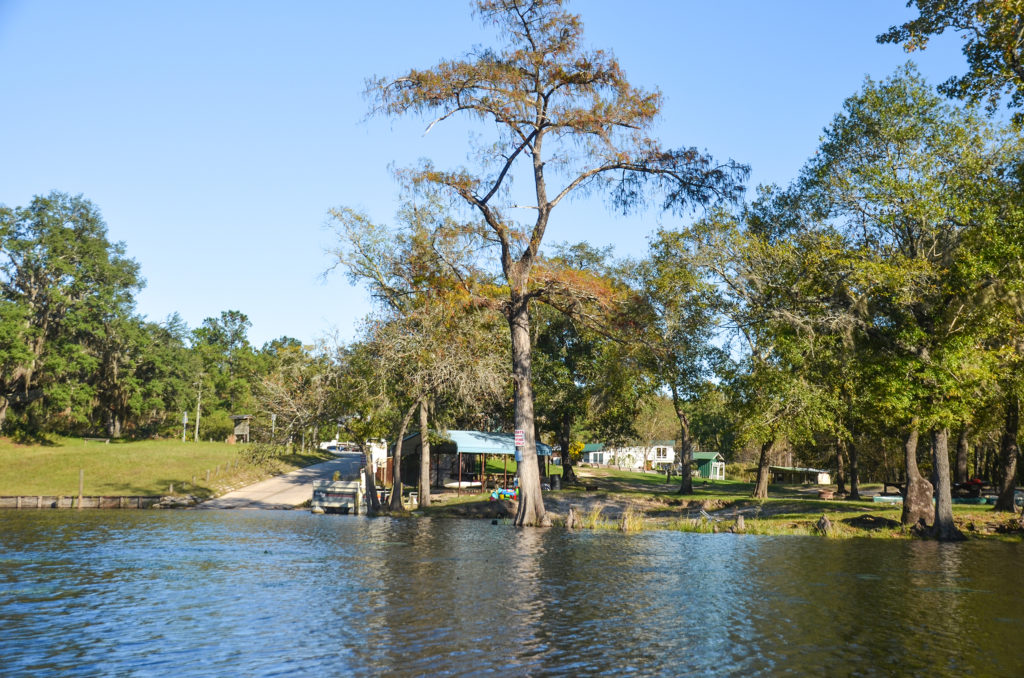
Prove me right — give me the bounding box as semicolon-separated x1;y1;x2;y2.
567;504;582;529
169;483;174;495
37;495;42;508
458;451;462;497
503;455;508;489
78;469;84;510
206;469;210;482
480;454;486;494
16;496;22;509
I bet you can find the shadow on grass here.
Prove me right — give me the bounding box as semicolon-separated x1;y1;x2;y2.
8;431;60;446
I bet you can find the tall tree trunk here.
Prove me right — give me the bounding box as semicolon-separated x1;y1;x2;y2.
558;411;577;485
363;445;381;515
671;387;694;495
973;439;982;481
752;439;774;499
931;428;963;541
994;395;1019;512
835;439;847;495
418;398;431;508
901;421;933;527
509;296;548;527
389;402;417;512
955;424;969;485
847;438;861;501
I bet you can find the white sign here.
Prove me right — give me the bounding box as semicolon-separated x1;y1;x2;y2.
514;429;525;447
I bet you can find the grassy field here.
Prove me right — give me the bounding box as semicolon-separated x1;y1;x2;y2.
420;465;1024;539
0;436;334;499
483;457;563;476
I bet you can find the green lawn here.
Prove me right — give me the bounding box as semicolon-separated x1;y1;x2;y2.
482;457;563;476
0;436;334;499
421;465;1020;539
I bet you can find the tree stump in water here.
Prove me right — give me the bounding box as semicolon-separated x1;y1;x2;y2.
731;515;745;533
566;504;582;530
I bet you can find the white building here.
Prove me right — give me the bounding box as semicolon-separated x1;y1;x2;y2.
582;441;676;471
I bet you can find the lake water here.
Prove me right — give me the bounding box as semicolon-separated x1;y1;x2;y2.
2;510;1023;676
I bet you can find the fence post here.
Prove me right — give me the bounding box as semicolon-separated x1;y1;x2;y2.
78;470;84;510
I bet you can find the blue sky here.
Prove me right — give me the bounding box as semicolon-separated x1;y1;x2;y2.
0;1;967;346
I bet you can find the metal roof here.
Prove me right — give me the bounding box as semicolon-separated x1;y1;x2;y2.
693;452;724;462
444;430;552;456
582;443;605;452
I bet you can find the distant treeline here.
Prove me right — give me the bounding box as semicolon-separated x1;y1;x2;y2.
0;192;326;443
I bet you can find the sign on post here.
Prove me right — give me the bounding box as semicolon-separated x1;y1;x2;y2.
514;429;525;447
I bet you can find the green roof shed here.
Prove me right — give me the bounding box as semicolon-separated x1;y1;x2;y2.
692;451;725;479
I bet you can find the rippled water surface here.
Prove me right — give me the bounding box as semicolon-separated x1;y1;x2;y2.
2;511;1024;676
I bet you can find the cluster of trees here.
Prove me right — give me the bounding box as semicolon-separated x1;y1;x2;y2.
0;193;340;447
671;66;1022;540
330;0;1024;540
3;1;1021;542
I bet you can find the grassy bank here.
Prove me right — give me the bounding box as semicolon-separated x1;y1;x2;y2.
0;436;334;500
417;466;1024;540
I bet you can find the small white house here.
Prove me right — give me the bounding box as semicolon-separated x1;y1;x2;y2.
581;443;606;464
583;441;676;471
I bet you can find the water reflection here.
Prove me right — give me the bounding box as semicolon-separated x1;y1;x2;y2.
2;512;1024;676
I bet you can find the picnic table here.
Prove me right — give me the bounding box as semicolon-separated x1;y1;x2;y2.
953;479;987;498
882;480;905;496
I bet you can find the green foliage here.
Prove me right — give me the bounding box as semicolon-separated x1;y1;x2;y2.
801;65;1020;432
0;192;142;436
878;0;1024;117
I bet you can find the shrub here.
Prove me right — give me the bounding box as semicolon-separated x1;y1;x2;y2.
240;442;285;467
725;462;751;482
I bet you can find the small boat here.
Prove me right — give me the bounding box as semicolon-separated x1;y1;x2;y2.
443;480;481;489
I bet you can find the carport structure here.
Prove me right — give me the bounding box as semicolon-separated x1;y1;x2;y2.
400;430;553;495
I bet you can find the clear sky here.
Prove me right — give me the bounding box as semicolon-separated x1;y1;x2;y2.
0;1;967;347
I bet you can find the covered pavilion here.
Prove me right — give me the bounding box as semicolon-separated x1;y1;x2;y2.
397;430;553;495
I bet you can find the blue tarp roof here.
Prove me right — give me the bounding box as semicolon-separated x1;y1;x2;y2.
445;430;552;456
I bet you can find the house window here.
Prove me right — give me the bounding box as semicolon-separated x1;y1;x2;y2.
656;447;667;459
